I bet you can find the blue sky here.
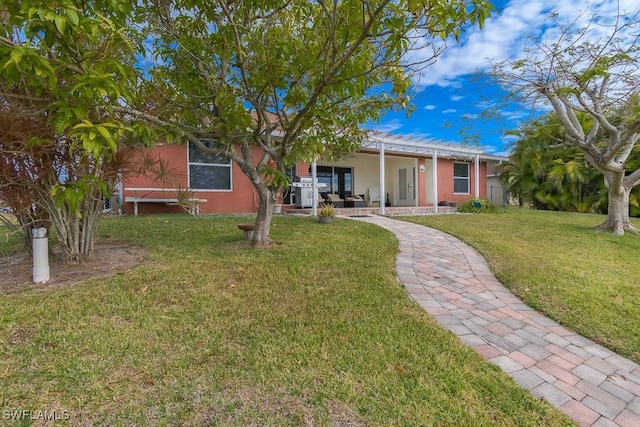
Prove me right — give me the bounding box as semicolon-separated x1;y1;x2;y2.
370;0;638;157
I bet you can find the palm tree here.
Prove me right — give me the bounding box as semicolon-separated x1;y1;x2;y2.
501;113;607;213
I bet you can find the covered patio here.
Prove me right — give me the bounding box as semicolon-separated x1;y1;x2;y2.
305;132;506;215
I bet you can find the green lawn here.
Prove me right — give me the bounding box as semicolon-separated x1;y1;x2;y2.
0;214;22;256
401;208;640;363
0;215;570;425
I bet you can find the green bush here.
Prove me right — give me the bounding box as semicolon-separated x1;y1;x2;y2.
456;198;498;213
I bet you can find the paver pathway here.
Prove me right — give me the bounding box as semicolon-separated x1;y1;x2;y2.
347;214;640;427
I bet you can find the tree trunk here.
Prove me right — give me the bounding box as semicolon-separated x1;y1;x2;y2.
251;184;276;247
597;181;637;235
45;189;102;263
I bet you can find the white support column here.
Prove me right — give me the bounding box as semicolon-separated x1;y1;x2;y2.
379;142;385;215
474;153;480;199
414;160;419;207
432;149;438;214
311;160;318;216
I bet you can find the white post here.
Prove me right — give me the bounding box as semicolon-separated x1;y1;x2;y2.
414;161;418;207
311;159;318;216
474;153;480;199
32;228;49;284
432;149;438;214
379;142;385;215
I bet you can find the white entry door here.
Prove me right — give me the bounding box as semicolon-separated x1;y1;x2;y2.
397;167;416;206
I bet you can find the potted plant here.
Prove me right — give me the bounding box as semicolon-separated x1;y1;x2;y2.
273;187;284;214
318;202;337;224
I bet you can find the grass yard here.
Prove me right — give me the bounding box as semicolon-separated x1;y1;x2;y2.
0;214;22;256
401;208;640;363
0;215;570;425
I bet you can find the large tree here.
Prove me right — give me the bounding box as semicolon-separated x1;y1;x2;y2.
501;112;607;213
0;0;156;262
492;8;640;235
124;0;493;246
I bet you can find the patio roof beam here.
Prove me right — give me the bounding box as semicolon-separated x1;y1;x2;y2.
370;134;484;155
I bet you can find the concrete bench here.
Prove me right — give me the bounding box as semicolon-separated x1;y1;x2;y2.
124;196;207;217
237;223;255;240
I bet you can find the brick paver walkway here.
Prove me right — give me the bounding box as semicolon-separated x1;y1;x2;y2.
348;215;640;427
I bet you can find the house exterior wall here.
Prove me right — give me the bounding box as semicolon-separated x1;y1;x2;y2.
122;144;260;215
122;144;492;215
417;158;428;207
435;158;487;205
423;157;487;206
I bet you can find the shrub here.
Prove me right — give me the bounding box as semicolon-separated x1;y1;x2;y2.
318;202;337;218
457;198;498;213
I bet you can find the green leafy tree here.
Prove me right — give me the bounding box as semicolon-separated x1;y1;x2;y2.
501;113;606;213
0;0;155;262
493;8;640;235
123;0;493;246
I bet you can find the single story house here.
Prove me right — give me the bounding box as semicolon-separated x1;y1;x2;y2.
120;132;507;215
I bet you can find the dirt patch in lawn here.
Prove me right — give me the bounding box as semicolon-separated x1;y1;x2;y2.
0;240;146;293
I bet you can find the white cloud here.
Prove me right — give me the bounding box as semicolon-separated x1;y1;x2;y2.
370;119;403;133
502;110;529;121
475;100;498;109
493;150;512;157
410;0;638;87
480;144;512;157
451;95;464;101
463;113;480;119
483;145;498;153
442;109;457;114
405;131;433;139
423;105;436;110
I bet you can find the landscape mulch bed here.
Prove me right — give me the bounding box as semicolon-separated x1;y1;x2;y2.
0;240;146;293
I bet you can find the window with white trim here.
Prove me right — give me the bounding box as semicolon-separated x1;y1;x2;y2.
453;162;469;194
188;141;232;190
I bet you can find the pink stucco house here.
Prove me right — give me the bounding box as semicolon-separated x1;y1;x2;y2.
121;132;506;215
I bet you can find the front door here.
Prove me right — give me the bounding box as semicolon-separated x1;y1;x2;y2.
398;167;416;206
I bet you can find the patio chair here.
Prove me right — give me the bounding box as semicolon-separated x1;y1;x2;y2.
344;195;367;208
367;187;380;207
325;193;344;208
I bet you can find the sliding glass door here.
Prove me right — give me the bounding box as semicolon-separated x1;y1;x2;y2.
283;164;297;204
317;166;352;199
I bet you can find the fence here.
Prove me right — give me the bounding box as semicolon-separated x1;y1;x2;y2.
487;185;516;207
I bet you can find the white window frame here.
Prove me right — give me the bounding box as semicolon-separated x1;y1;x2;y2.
453;162;470;195
187;141;233;192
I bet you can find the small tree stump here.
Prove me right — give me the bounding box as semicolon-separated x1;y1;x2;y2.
238;223;255;240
